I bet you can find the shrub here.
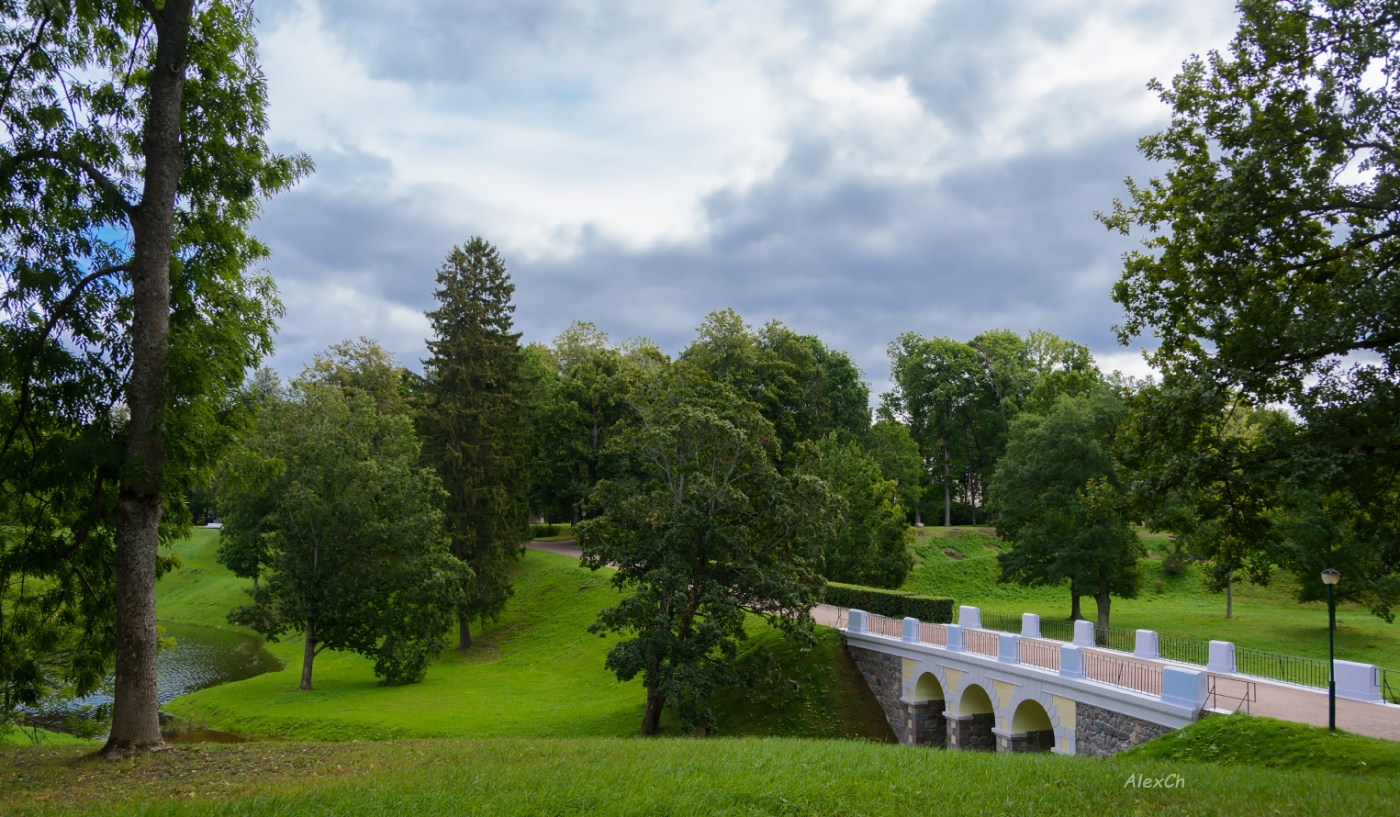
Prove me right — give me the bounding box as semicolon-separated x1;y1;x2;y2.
530;523;562;539
823;582;953;623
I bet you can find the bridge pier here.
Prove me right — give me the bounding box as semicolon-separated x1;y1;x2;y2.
946;713;995;751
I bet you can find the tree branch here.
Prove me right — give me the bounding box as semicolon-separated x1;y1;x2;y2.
0;149;137;215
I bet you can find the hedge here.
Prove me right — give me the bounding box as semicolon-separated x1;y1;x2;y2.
823;582;954;623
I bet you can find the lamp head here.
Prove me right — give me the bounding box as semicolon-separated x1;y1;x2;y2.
1322;568;1341;586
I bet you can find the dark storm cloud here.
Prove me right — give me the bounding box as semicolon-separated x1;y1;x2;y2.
507;134;1151;381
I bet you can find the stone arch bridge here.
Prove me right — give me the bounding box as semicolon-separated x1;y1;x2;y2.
835;605;1396;756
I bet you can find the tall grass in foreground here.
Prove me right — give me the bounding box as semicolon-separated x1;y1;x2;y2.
39;736;1400;817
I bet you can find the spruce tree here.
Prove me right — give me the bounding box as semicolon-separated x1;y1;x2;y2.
420;238;530;649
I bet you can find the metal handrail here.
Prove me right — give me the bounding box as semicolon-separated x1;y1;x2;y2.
1381;668;1399;705
1236;647;1328;690
1207;674;1257;714
866;613;904;639
835;608;848;630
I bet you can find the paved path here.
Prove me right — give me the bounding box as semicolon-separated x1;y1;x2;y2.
525;539;584;559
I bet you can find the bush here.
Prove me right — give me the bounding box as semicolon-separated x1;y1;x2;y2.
530;523;562;539
823;582;954;623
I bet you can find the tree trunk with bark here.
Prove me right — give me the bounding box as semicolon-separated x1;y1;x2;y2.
1226;571;1234;620
459;613;472;650
1069;584;1083;621
1095;576;1112;634
942;448;951;527
300;624;317;691
640;687;664;735
103;1;194;760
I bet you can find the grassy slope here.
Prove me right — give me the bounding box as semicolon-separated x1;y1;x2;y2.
3;734;1396;817
157;532;893;742
1124;714;1400;775
901;527;1400;666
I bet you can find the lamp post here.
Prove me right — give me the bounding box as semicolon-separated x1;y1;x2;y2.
1322;568;1340;731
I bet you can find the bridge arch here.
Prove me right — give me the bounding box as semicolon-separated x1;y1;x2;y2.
1007;699;1056;753
913;672;944;703
958;683;994;716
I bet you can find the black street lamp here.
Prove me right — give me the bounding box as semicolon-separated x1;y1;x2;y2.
1322;568;1340;731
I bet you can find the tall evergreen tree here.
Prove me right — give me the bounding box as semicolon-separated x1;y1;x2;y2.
419;238;531;649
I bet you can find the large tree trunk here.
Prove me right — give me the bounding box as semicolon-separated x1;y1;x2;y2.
299;624;317;691
1225;571;1234;620
459;613;472;650
640;688;664;735
103;1;194;759
1069;583;1083;621
1095;576;1112;634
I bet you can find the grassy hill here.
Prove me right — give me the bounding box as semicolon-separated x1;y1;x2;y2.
4;725;1397;816
901;526;1400;667
157;530;893;742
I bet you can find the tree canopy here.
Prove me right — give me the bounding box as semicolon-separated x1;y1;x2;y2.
577;362;835;734
1102;0;1400;619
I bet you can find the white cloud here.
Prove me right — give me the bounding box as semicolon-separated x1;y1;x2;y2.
250;0;1240;385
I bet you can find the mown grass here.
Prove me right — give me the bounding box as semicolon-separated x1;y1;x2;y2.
902;526;1400;666
3;734;1395;817
1124;713;1400;775
157;534;892;742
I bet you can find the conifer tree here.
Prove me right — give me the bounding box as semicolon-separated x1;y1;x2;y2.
419;238;531;649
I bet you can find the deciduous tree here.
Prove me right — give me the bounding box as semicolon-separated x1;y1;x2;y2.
578;363;835;734
0;1;307;755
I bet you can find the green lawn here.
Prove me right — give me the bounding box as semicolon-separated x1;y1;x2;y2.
2;732;1395;816
157;532;892;742
902;527;1400;667
1124;713;1400;775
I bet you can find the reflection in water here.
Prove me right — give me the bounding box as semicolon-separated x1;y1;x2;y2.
42;622;282;726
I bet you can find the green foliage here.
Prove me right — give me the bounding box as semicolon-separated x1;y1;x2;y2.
220;380;470;687
681;309;866;459
0;0;307;730
823;582;954;623
1101;0;1400;620
418;239;531;644
1123;714;1400;776
797;433;911;587
865;418;925;517
990;392;1142;627
578;362;836;733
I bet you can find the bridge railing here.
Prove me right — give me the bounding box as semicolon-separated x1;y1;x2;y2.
965;629;998;658
1383;669;1400;705
919;621;948;647
1084;651;1162;697
866;613;904;640
1020;638;1060;671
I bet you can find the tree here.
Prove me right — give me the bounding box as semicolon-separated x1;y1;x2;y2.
990;392;1142;629
222;381;469;689
301;337;410;416
884;334;980;526
1116;383;1292;618
0;1;308;755
418;239;531;649
1100;0;1400;619
681;310;865;459
865;418;925;520
799;433;912;588
577;363;835;734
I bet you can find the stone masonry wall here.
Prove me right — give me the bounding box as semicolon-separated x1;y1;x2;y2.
846;642;945;747
948;714;996;751
1008;729;1056;753
1075;701;1173;757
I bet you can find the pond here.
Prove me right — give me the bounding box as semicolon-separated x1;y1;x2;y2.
34;622;282;737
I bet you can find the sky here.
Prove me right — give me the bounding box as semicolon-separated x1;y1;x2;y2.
251;0;1242;394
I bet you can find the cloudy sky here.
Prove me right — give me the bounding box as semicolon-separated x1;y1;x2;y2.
251;0;1242;393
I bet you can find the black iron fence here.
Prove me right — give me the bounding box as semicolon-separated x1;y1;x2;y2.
979;611;1022;633
1383;668;1400;705
1235;647;1329;690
